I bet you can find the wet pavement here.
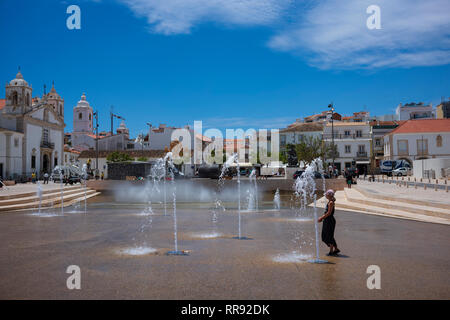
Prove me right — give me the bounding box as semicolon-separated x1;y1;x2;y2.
0;194;449;299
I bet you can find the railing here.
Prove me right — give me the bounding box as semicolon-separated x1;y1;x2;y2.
323;133;371;139
40;141;55;149
356;151;368;158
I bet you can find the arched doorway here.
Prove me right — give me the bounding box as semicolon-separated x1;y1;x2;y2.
42;154;49;174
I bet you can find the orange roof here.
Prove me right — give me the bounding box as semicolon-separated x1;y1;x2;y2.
389;119;450;135
0;99;5;110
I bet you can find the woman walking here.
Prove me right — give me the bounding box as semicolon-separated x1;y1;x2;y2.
344;169;352;188
318;190;340;256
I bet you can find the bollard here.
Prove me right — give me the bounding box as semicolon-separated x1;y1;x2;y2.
424;183;427;190
446;185;449;193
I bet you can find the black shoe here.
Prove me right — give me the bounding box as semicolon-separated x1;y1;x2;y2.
326;252;335;256
333;249;341;255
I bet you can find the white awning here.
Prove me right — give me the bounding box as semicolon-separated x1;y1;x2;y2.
356;160;370;164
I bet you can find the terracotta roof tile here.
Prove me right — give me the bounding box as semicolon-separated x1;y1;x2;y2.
389;119;450;134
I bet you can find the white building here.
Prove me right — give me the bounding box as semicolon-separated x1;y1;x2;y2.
396;102;434;121
279;123;323;150
0;70;65;179
64;145;80;166
383;119;450;165
71;93;134;153
148;124;195;151
323;122;372;173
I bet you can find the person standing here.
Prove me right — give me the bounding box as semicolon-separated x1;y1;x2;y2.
345;169;352;188
318;190;340;256
43;172;49;184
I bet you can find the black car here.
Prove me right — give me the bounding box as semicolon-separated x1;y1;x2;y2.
293;170;304;179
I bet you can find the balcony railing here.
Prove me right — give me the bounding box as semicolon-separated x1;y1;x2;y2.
40;141;55;149
323;133;371;140
356;151;368;158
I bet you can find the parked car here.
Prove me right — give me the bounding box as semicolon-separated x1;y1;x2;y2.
392;167;411;176
293;170;304;179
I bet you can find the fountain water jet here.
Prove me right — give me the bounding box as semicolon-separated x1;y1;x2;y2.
273;188;280;210
59;171;64;215
37;180;42;215
164;152;188;256
293;158;327;264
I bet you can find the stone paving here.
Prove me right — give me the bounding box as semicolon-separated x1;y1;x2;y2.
0;194;448;299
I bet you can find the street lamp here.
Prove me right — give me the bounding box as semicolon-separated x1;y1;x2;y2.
93;110;99;178
328;103;335;173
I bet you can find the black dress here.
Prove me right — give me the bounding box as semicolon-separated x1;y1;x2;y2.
322;202;337;247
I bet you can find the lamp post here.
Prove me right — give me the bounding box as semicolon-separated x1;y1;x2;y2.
93;110;99;178
328;103;335;173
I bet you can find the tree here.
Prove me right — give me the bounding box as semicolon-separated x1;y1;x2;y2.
137;156;148;162
295;136;323;165
292;136;339;166
106;151;133;163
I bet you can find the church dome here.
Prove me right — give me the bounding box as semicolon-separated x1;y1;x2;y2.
9;70;29;87
47;82;61;99
118;120;127;129
75;93;92;109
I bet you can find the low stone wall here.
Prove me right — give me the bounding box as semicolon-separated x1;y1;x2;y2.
87;177;346;193
107;162;153;180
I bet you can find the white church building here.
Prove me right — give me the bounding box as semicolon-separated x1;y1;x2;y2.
0;70;65;180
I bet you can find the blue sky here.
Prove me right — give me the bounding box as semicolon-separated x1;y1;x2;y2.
1;0;449;138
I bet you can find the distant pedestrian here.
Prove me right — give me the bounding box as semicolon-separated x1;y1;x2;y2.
101;172;104;180
345;169;352;188
43;172;49;184
31;172;36;183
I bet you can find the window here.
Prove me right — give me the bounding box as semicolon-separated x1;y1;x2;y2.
356;130;362;137
43;128;49;144
31;156;36;169
79;113;82;120
345;145;351;153
417;139;428;155
280;135;286;146
12;91;18;105
436;135;443;147
375;138;381;147
54;157;58;166
14;137;19;147
89;113;92;121
358;145;366;152
398;140;408;155
344;130;350;136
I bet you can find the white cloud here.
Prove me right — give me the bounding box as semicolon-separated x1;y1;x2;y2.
119;0;291;35
118;0;450;69
268;0;450;69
